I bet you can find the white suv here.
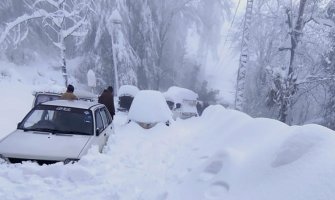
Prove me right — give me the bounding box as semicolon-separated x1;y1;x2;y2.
0;100;113;165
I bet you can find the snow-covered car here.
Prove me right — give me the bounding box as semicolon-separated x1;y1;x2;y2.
128;90;172;129
33;88;97;107
0;100;113;165
163;86;199;120
117;85;140;112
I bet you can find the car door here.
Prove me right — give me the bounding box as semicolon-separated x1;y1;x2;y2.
94;108;107;152
100;107;112;142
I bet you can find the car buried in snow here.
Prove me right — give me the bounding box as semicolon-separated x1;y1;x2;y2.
0;100;113;165
117;85;140;112
163;86;199;120
128;90;173;129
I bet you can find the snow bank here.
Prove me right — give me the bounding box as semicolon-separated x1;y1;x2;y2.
128;90;172;123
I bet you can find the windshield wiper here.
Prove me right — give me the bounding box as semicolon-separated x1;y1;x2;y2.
23;128;56;134
54;130;91;136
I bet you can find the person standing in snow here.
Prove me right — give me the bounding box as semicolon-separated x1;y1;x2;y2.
98;86;115;119
61;84;78;100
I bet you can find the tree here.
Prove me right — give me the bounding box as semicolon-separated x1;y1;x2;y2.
322;1;335;128
0;0;94;86
241;0;333;124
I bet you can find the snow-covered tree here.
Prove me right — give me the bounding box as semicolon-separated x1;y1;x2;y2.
241;0;334;124
0;0;94;86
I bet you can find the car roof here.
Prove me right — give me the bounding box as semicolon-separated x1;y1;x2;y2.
34;90;97;99
42;100;101;110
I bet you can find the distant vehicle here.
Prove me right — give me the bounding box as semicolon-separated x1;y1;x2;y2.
163;86;199;120
117;85;140;112
128;90;172;129
33;89;97;107
0;100;113;165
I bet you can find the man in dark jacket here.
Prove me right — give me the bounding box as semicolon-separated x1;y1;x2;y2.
98;86;115;119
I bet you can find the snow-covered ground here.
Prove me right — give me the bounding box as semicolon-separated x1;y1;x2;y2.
1;63;335;200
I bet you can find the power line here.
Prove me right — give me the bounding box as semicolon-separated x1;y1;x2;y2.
222;0;242;48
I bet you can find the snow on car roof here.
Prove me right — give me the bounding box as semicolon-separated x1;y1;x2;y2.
42;100;99;109
33;86;97;98
163;86;198;103
118;85;140;97
128;90;172;123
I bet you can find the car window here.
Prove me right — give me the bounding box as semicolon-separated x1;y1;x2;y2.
101;107;112;125
23;110;44;128
100;109;109;128
95;110;104;133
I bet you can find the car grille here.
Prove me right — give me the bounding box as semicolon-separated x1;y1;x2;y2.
7;157;60;165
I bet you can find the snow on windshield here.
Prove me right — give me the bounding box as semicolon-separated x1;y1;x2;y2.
128;90;172;123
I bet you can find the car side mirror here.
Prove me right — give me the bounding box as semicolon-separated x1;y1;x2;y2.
17;122;22;129
96;128;101;136
176;103;181;109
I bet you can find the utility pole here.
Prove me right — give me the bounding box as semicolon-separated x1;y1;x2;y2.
110;9;122;96
234;0;254;111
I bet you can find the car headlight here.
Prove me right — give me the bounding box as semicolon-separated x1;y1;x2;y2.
63;158;79;165
0;154;9;164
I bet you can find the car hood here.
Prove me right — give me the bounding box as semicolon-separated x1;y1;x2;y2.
0;130;91;161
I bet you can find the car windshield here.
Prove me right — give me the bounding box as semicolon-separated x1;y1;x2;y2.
20;105;93;135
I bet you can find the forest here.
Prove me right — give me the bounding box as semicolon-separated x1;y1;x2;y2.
0;0;335;129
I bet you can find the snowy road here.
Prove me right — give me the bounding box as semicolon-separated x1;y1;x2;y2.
1;83;335;200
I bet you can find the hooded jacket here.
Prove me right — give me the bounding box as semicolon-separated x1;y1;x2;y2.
98;90;115;117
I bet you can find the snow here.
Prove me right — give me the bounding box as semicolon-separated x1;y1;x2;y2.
1;65;335;199
128;90;172;124
43;100;98;110
164;86;198;103
33;86;97;100
0;9;49;45
118;85;139;97
110;9;122;23
87;69;96;87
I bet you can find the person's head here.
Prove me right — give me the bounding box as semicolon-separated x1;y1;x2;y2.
107;86;113;93
67;84;74;93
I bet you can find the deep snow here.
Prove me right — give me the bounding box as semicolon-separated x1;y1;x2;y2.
1;63;335;200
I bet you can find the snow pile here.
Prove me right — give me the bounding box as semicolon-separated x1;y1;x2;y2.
128;90;172;124
164;86;198;103
118;85;139;97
